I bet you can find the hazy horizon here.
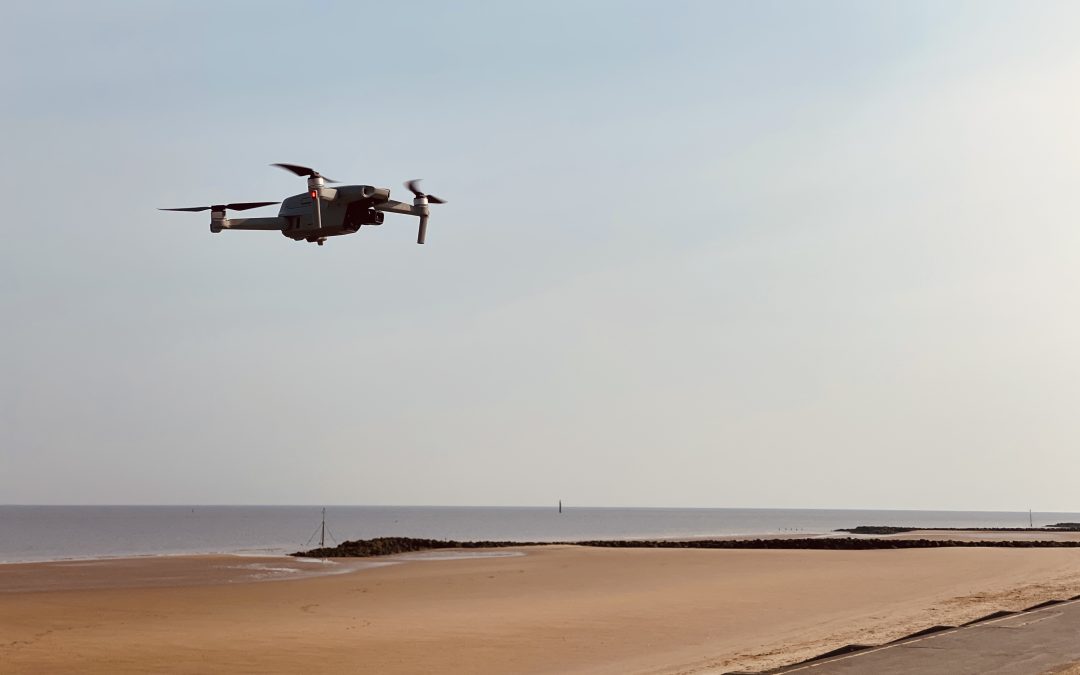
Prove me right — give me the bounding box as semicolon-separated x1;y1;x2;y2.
5;1;1080;511
0;503;1068;512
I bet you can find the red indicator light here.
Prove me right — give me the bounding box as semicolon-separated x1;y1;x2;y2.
310;190;317;198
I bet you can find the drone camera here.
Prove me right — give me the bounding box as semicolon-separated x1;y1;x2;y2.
344;201;385;227
356;208;384;226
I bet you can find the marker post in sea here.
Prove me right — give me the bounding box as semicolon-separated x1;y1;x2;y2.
304;508;337;550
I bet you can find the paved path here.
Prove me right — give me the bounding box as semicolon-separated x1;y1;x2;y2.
761;596;1080;675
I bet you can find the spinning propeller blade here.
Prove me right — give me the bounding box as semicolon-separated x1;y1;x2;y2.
271;163;338;183
159;201;279;212
405;179;447;204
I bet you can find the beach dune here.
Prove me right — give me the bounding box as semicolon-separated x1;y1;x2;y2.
4;545;1080;674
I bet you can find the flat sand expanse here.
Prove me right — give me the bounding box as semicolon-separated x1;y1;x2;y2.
4;546;1080;674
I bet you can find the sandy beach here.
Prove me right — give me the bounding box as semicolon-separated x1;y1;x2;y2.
4;543;1080;674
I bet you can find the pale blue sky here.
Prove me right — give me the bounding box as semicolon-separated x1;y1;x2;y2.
4;2;1080;509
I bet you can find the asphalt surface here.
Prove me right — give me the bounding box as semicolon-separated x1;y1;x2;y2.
754;596;1080;675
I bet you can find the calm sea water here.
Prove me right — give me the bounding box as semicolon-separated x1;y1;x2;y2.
2;505;1078;563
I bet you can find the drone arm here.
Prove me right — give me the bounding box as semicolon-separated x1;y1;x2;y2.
372;200;431;244
220;217;287;231
371;200;419;216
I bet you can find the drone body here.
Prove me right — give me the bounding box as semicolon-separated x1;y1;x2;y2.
161;164;445;245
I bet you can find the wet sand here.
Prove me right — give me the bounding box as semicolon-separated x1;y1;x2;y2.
0;554;385;593
4;544;1080;674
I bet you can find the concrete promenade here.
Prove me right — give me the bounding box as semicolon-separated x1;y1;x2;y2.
757;596;1080;675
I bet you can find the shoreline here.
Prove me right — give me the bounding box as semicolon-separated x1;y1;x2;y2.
0;550;303;566
0;533;875;566
0;532;838;565
10;525;1080;566
7;505;1075;564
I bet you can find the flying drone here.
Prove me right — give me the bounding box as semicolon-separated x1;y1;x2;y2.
160;164;446;245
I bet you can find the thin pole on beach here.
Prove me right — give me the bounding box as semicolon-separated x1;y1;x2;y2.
320;508;326;547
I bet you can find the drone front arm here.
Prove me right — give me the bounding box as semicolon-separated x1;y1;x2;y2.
371;200;420;217
372;199;433;244
220;217;287;231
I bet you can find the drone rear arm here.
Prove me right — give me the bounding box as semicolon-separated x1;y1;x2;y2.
219;217;287;231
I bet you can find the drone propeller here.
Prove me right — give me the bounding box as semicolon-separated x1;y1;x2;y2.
405;179;446;204
405;180;446;245
271;163;339;183
159;201;279;212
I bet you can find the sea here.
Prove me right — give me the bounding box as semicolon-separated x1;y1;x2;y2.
2;505;1079;563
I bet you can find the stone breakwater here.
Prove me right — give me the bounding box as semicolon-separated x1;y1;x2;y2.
294;537;544;558
294;535;1080;558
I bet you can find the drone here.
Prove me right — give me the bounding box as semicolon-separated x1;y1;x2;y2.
160;163;446;245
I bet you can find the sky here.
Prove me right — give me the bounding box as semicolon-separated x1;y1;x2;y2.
3;1;1080;510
